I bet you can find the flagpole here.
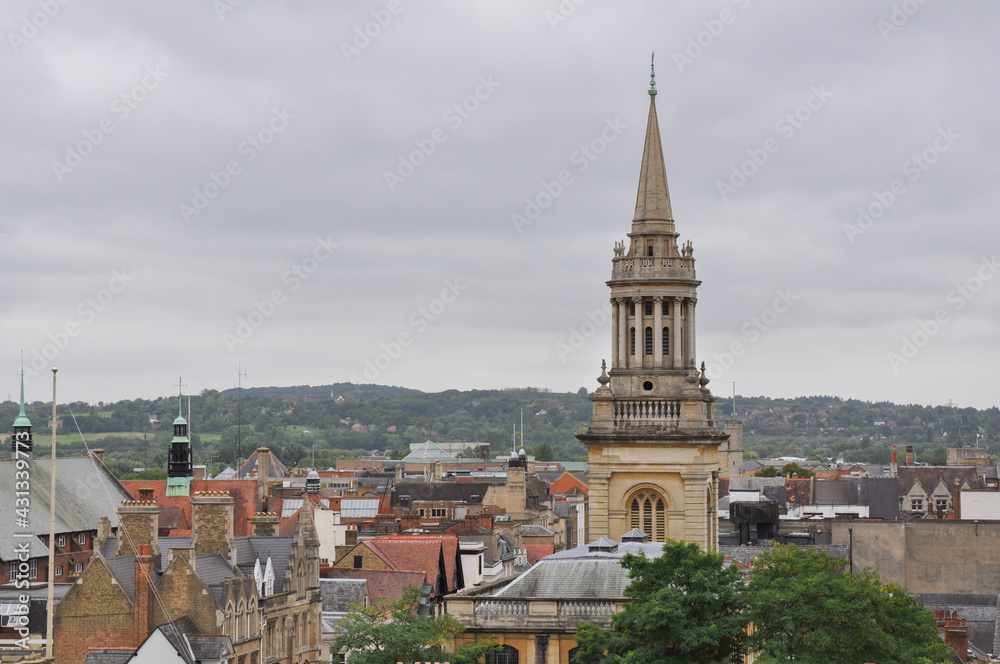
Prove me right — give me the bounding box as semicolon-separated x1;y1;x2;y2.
46;367;57;659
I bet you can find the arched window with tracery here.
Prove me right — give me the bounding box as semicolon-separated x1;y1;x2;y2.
627;489;667;541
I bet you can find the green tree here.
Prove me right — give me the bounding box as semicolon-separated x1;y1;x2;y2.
754;466;779;477
331;585;495;664
533;442;554;461
574;540;749;664
744;545;952;664
780;462;815;478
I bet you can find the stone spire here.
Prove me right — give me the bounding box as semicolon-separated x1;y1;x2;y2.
633;53;673;223
14;368;31;429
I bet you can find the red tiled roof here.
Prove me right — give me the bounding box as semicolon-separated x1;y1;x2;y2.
320;568;426;603
525;544;554;566
363;534;461;595
549;471;589;496
120;479;259;536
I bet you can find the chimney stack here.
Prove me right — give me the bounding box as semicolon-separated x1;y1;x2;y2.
133;544;155;646
116;501;161;564
167;546;197;573
190;491;236;566
90;448;106;465
890;445;898;477
256;447;271;511
251;512;280;537
953;481;962;520
905;445;914;466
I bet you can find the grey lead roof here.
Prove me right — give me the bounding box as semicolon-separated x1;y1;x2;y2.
321;578;368;612
494;540;664;599
0;457;132;561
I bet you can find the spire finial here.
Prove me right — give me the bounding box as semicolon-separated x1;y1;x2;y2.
178;377;184;418
19;353;26;418
649;52;656;97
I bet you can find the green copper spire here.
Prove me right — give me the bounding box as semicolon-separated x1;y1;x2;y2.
649;51;656;97
13;367;31;428
173;378;187;427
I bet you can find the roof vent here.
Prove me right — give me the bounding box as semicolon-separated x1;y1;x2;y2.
587;537;619;553
621;528;649;543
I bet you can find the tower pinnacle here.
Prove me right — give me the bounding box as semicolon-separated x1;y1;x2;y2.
13;366;31;429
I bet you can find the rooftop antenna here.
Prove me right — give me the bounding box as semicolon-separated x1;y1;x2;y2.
520;408;524;449
237;363;247;475
733;382;737;417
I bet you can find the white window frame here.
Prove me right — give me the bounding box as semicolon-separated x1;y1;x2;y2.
29;559;37;580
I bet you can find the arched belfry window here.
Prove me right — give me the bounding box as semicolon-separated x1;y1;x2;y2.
628;489;667;541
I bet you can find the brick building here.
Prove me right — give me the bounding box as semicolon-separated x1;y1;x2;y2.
53;490;322;664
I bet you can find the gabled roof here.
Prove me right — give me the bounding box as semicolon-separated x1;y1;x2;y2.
898;466;983;496
0;457;132;560
401;441;455;463
134;615;233;664
549;471;589;496
361;534;461;596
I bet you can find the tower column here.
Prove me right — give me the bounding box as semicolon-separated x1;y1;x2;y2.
653;296;663;368
672;296;683;368
633;296;644;368
686;298;697;368
611;298;620;368
617;298;628;368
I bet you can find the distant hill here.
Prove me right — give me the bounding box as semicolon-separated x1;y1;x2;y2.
2;385;997;477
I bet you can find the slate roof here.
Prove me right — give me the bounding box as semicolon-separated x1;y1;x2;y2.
401;441;455;463
493;540;663;599
83;649;134;664
898;466;983;494
0;457;132;561
918;593;1000;658
320;578;367;612
321;568;426;602
390;481;493;506
185;634;234;660
521;525;554;537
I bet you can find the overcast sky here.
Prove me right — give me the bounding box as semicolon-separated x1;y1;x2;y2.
3;1;998;410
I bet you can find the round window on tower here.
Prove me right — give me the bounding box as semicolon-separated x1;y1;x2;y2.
642;381;653;391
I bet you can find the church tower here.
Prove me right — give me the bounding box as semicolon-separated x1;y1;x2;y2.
11;369;32;454
166;386;193;496
578;60;726;551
